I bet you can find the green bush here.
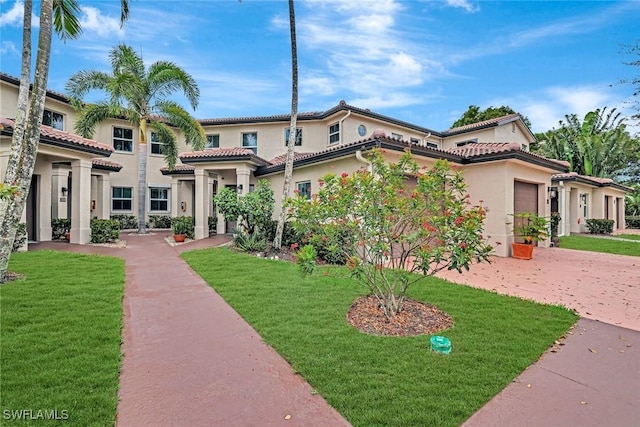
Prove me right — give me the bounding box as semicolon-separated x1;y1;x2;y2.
266;221;303;247
51;218;71;240
12;223;27;252
585;219;615;234
626;216;640;229
148;215;172;229
234;230;268;252
171;216;194;239
90;219;120;243
110;214;137;230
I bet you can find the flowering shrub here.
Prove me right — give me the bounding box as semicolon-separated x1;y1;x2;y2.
287;149;493;318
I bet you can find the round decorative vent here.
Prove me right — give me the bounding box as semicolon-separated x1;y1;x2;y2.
358;124;367;137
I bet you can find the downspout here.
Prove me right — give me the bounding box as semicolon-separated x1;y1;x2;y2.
355;149;372;173
558;180;566;236
422;132;432;147
339;110;351;144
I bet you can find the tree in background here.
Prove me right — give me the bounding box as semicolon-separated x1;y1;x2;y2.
287;149;493;319
533;108;638;179
66;44;205;234
451;105;531;128
273;0;298;250
0;0;128;282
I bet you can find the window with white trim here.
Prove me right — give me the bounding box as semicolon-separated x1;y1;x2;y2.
43;109;64;130
149;187;169;212
426;142;439;149
328;123;340;144
242;132;258;154
410;137;420;145
285;128;302;146
296;181;312;200
112;187;133;211
391;132;403;140
206;134;220;148
113;127;134;152
150;132;163;155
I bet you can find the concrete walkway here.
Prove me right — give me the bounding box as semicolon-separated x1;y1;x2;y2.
33;233;349;427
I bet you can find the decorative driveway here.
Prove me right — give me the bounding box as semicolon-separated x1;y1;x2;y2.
437;246;640;331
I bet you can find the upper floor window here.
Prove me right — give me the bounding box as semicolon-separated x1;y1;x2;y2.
296;181;312;200
410;137;420;145
391;132;403;140
113;127;134;152
150;132;163;155
43;109;64;130
328;123;340;144
206;134;220;149
426;142;439;149
285;128;302;146
242;132;258;154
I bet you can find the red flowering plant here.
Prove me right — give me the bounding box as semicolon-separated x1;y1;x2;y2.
286;149;493;318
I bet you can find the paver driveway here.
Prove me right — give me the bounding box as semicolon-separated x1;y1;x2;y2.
437;246;640;331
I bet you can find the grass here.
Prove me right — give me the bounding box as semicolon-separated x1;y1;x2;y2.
0;251;125;426
184;248;578;427
560;235;640;256
615;233;640;241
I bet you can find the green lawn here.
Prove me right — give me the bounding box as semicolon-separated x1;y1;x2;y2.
184;248;577;427
560;235;640;256
0;251;125;426
615;233;640;241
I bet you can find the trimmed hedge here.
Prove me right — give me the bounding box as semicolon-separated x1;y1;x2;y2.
110;214;137;230
51;218;71;240
148;214;172;229
627;216;640;229
90;219;120;243
585;219;615;235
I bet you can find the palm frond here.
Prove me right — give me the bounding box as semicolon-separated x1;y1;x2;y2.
53;0;82;41
110;44;145;79
155;100;205;150
65;70;111;99
149;121;179;171
148;62;200;110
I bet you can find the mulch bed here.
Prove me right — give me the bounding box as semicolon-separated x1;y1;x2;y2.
347;295;454;336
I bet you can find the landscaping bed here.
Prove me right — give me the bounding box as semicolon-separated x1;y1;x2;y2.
184;247;577;427
0;251;125;426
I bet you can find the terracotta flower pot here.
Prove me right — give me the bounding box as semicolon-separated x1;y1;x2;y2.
65;232;70;242
512;242;534;260
174;234;186;243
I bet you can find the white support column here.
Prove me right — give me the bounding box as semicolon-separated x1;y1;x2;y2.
236;167;251;196
194;168;209;240
51;166;69;219
39;166;53;241
207;175;214;236
98;174;111;220
71;159;92;244
171;177;180;218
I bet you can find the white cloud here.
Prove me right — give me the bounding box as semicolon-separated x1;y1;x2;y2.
1;40;17;55
445;0;479;13
79;6;124;38
489;85;628;133
0;0;23;26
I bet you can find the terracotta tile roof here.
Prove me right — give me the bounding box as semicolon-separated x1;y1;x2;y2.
551;172;631;191
160;164;195;175
446;142;522;156
92;158;123;172
0;117;113;155
199;111;321;125
268;152;315;166
445;114;521;134
179;147;270;166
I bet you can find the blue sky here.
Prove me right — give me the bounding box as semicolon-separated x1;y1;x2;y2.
1;0;638;134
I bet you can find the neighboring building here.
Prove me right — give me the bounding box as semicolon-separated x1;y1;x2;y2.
0;73;629;256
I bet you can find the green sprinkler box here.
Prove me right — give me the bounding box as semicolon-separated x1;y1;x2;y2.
430;336;451;355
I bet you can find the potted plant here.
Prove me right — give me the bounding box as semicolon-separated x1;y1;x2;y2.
550;211;561;247
172;217;189;243
511;212;549;260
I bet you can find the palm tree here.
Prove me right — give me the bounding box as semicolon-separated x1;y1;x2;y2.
66;44;205;234
273;0;298;250
0;0;129;282
535;108;635;178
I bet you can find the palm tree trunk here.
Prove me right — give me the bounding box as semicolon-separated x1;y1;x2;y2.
273;0;298;250
0;0;54;281
137;120;148;234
